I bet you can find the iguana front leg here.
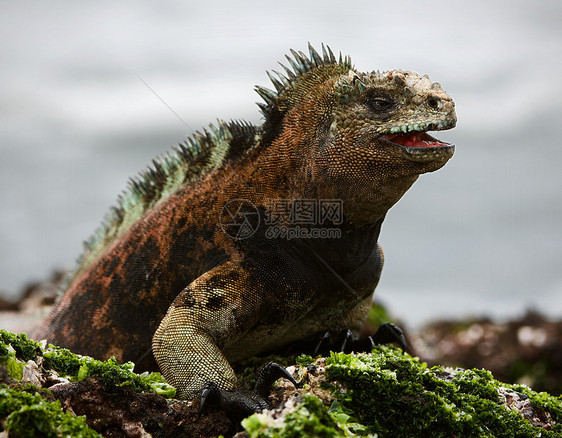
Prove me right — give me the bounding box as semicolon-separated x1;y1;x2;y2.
152;262;268;400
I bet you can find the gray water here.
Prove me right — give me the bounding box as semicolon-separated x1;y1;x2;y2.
1;0;561;327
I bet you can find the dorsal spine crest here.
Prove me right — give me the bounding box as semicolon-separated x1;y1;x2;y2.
67;120;257;287
255;43;353;118
66;44;352;288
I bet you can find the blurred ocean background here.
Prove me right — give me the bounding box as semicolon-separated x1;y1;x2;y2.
1;0;561;327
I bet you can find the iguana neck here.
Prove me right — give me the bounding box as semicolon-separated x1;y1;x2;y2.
244;136;419;227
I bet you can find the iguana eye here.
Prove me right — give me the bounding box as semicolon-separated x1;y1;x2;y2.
366;95;395;113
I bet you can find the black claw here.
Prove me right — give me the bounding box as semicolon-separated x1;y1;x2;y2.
340;329;353;353
314;331;331;356
313;329;359;355
199;382;221;415
309;324;407;356
255;362;299;398
372;323;407;350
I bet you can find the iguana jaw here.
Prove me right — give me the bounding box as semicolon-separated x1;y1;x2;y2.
382;132;448;148
380;124;455;163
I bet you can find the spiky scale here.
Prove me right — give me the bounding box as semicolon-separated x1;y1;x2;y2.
289;49;308;72
278;62;296;80
266;71;284;92
324;44;336;63
285;54;301;76
272;70;290;87
297;50;312;69
255;85;278;104
308;43;323;66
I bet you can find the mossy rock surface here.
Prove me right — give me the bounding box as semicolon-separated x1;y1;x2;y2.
0;384;100;438
243;348;561;437
2;329;561;437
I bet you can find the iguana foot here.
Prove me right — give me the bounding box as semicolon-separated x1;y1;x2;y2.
199;383;267;417
199;362;299;416
314;323;407;355
371;322;407;350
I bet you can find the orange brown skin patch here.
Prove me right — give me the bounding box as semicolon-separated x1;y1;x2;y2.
34;45;456;400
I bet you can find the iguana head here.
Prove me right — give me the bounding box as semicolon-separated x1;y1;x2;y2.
333;68;456;166
256;44;456;224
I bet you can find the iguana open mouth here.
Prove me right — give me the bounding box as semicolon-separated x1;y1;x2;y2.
381;130;455;163
382;132;449;148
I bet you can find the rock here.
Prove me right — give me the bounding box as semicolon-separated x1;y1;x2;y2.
411;310;562;395
0;270;64;334
2;329;562;436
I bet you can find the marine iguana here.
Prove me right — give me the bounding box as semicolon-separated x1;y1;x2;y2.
34;44;456;411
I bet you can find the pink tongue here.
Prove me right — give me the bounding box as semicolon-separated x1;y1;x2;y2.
386;133;441;148
400;134;421;147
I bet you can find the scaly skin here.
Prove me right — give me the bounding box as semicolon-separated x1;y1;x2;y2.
34;45;456;399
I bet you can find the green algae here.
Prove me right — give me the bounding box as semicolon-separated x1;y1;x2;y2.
0;384;101;437
0;329;175;398
42;348;175;397
243;347;561;437
243;394;352;438
0;331;42;362
295;354;315;367
325;346;561;437
242;394;378;437
3;329;562;436
0;344;24;381
1;329;176;436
